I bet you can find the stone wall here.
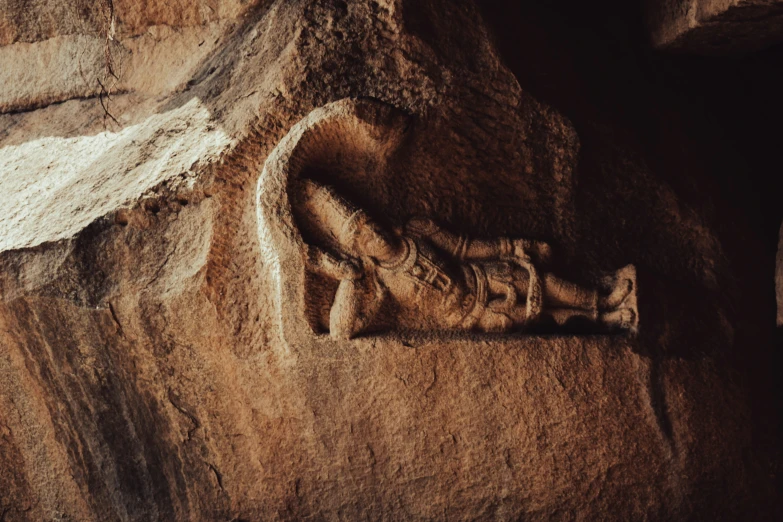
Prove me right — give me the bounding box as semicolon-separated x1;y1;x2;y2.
0;0;262;112
0;0;780;520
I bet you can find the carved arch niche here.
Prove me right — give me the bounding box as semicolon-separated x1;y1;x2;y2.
257;98;637;345
257;98;412;341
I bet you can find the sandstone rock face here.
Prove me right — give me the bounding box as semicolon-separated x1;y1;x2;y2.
0;0;780;521
0;0;252;45
646;0;783;53
0;0;260;112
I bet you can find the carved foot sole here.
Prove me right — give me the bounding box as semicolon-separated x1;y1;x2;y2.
600;265;638;332
601;265;636;305
601;277;633;310
600;308;638;331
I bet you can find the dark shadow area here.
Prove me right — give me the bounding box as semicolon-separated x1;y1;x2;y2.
479;0;782;515
478;0;783;257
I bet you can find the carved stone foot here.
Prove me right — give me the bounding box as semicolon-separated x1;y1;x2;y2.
600;308;637;330
600;265;637;305
600;277;633;310
598;265;638;331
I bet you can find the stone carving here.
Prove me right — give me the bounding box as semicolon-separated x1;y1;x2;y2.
295;179;638;339
256;98;636;341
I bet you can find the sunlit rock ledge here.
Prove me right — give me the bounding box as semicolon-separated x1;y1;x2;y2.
0;97;231;252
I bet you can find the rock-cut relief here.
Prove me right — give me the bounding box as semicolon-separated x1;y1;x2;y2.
296;179;637;339
256;98;638;342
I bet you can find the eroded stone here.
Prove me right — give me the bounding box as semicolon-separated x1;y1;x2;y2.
0;0;779;520
646;0;783;54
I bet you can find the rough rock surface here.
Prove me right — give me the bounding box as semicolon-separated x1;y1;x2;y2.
778;222;783;326
0;0;261;113
0;0;780;521
646;0;783;53
0;0;252;45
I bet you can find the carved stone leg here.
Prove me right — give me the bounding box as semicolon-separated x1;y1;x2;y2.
542;273;599;311
548;307;599;325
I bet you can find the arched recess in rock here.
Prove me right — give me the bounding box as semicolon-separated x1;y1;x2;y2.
257;97;640;346
257;97;410;350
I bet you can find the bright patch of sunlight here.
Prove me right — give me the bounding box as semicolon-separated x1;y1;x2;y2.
0;98;231;251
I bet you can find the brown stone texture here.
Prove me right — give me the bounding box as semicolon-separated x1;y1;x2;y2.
646;0;783;53
0;0;255;45
0;0;263;113
0;0;781;521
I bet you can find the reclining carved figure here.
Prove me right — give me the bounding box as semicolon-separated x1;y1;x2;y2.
297;179;638;339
